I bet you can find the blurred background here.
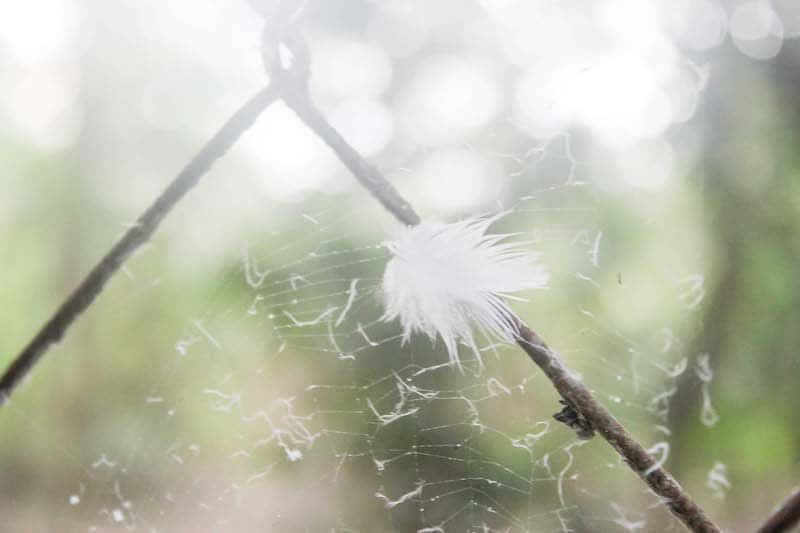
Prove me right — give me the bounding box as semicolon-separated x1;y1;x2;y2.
1;0;799;531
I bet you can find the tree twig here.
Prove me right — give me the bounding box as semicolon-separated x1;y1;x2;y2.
516;324;720;532
274;30;720;533
757;488;800;533
282;88;420;227
0;84;281;404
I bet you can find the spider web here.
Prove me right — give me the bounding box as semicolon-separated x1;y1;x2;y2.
0;139;722;532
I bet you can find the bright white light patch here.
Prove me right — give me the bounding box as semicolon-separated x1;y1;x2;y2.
575;54;674;146
666;62;710;124
665;0;727;51
0;0;79;65
310;35;393;102
328;99;394;158
395;54;499;147
486;3;584;67
412;149;504;213
515;53;677;146
514;63;577;139
366;2;432;58
730;1;784;60
618;139;675;191
597;0;663;48
5;68;82;151
244;102;338;201
382;216;548;369
773;0;800;37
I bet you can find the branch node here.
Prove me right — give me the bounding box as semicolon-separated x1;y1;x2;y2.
553;399;596;440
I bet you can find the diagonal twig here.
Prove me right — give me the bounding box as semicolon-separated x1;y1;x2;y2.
274;29;721;533
757;488;800;533
515;325;720;532
0;84;281;403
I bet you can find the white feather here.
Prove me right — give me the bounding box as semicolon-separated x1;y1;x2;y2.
381;215;549;369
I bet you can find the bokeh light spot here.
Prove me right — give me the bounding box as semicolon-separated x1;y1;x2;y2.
395;54;500;148
410;148;504;213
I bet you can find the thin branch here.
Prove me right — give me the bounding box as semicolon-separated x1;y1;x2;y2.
0;84;281;403
282;89;420;227
275;34;720;533
757;488;800;533
516;324;720;532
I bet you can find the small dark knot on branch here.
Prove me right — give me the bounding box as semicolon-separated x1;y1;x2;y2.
553;399;595;439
